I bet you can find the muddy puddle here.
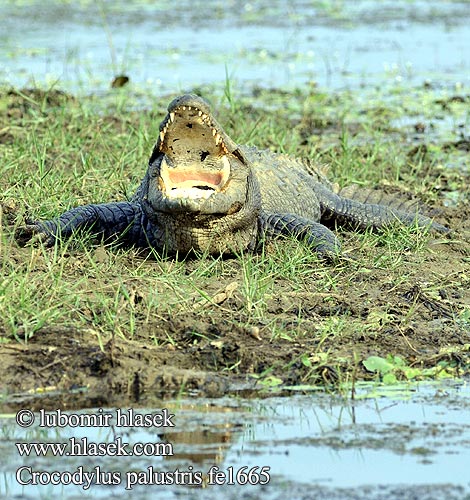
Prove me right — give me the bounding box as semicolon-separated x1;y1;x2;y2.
1;380;469;499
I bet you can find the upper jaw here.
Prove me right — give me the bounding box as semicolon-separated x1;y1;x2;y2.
154;95;240;201
159;104;229;155
157;94;237;154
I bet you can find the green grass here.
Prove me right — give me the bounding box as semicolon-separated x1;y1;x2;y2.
0;83;469;392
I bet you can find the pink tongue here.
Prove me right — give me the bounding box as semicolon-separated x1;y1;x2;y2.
169;170;222;186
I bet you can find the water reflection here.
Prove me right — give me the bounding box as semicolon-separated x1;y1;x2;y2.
1;381;469;498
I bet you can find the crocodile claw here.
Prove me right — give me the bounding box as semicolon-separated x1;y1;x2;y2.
15;224;54;247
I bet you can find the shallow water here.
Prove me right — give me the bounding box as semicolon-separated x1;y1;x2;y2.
1;380;470;499
1;0;470;94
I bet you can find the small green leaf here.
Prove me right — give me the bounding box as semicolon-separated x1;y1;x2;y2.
300;354;312;367
383;372;398;384
388;355;406;367
363;355;394;374
403;367;421;380
260;376;283;387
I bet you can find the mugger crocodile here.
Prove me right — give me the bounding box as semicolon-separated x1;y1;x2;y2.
15;94;449;259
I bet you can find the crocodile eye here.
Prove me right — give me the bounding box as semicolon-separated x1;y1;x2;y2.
200;151;209;161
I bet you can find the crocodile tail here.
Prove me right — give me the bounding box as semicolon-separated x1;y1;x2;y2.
337;185;424;214
315;183;449;233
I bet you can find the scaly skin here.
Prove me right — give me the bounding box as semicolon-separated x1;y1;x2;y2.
15;94;449;259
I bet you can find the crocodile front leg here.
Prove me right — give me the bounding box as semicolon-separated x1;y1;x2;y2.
258;212;341;259
16;201;152;248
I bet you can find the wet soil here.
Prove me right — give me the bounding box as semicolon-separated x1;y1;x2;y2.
2;209;469;412
0;90;469;411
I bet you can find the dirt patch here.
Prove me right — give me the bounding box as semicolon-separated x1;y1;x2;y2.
1;203;469;411
2;88;75;112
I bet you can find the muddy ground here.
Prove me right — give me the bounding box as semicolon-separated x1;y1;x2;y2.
4;227;469;411
0;89;469;411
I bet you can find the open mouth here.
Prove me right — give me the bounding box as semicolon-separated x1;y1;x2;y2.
159;155;230;200
157;103;231;200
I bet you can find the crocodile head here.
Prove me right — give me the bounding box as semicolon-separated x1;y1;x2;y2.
144;94;256;216
139;94;261;254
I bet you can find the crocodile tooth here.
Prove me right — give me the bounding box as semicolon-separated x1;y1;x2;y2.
215;133;221;145
182;106;186;111
169;112;175;123
212;128;217;137
187;106;191;110
159;131;165;142
198;110;203;117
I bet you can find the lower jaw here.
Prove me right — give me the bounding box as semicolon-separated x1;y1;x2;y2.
164;186;216;200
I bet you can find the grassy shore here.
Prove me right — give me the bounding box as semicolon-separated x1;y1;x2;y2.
0;84;469;406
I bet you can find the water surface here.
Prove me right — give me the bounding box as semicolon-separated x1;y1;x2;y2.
1;381;470;499
1;0;470;94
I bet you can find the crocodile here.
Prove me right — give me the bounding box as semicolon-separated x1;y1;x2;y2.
15;93;449;259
